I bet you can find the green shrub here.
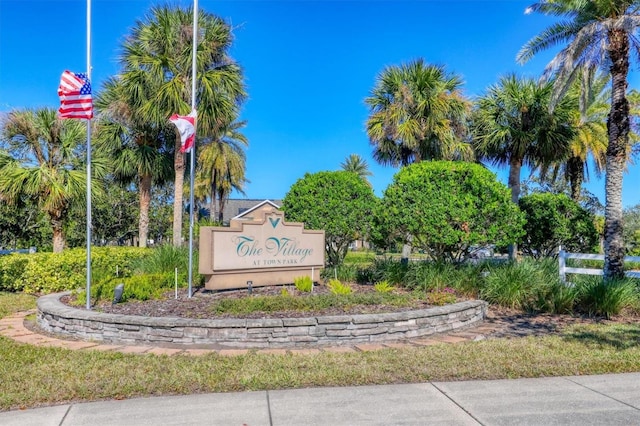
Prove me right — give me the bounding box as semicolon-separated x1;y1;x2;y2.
294;276;313;292
372;161;524;263
282;171;378;267
574;277;639;318
519;193;599;258
0;255;29;292
15;247;147;294
75;272;175;305
374;280;395;293
327;279;352;295
122;273;175;301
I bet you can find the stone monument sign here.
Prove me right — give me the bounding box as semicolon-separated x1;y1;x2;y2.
199;200;325;290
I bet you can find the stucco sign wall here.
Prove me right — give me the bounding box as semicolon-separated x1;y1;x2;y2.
199;204;325;290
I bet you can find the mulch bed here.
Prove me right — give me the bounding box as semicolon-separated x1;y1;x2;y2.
64;283;461;320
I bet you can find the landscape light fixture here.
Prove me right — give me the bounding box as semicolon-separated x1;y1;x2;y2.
113;283;124;304
247;281;253;294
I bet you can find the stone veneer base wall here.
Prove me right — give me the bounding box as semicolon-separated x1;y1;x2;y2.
37;292;488;349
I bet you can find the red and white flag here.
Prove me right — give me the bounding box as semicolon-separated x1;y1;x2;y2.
169;110;197;153
58;70;93;119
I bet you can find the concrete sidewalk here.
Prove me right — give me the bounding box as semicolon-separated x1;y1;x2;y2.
2;373;640;425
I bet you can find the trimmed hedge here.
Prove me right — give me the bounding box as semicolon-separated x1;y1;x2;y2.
0;247;148;294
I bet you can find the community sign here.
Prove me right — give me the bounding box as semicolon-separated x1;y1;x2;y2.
199;201;325;290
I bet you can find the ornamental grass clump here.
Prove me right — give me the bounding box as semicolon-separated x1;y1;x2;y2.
369;256;409;285
321;264;360;283
374;280;395;293
132;245;190;276
327;279;352;295
427;287;457;306
574;276;639;319
480;259;543;310
481;258;570;313
294;276;313;292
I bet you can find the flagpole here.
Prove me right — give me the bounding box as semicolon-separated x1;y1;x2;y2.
187;0;199;298
85;0;93;310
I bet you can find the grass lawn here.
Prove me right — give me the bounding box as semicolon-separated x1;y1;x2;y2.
2;292;640;412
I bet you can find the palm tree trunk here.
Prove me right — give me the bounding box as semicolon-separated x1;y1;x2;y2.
173;137;185;247
50;213;65;253
604;29;630;280
218;192;227;224
209;192;215;221
567;156;584;202
210;172;218;222
138;174;152;248
507;157;522;261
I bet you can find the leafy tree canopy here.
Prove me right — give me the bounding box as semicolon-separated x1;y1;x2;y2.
519;192;599;259
373;161;524;263
282;171;378;267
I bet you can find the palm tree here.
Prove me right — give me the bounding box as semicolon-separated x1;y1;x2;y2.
517;1;640;278
340;154;373;185
365;59;473;166
538;69;609;202
196;119;249;223
472;74;576;204
472;75;576;260
94;77;174;248
0;108;100;253
119;5;246;246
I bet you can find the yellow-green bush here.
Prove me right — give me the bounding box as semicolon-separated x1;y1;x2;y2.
74;272;175;305
327;279;352;295
374;280;395;293
5;247;148;294
294;276;313;292
0;255;30;292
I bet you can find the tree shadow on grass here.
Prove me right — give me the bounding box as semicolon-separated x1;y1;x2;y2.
561;324;640;350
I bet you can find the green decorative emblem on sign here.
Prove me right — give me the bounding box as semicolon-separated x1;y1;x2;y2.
269;217;281;228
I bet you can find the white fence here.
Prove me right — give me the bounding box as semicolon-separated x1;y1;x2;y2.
0;248;36;255
558;248;640;282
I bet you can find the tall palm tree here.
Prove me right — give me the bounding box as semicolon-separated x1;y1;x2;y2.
340;154;373;185
365;59;473;166
472;75;576;260
517;0;640;278
472;74;576;204
119;5;246;246
196;119;248;223
538;69;609;202
94;77;174;248
0;108;101;253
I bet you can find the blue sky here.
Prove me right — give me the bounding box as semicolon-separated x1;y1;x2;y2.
1;0;639;208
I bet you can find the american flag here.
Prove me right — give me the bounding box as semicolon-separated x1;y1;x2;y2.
58;70;93;119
